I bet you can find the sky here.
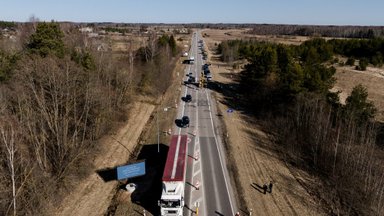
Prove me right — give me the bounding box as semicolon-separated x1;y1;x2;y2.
1;0;383;25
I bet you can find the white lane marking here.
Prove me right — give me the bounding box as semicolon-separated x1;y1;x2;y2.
193;197;203;205
205;89;236;215
171;135;182;179
193;169;201;176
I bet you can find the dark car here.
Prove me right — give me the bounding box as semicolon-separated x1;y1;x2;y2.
182;116;190;127
187;76;195;83
185;94;192;102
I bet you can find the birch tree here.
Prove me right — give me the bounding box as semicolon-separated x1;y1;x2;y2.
1;123;17;216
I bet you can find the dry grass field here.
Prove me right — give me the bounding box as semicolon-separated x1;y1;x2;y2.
202;28;309;46
332;65;384;122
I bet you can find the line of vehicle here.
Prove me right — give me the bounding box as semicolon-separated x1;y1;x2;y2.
184;33;198;211
196;32;208;216
178;63;190;136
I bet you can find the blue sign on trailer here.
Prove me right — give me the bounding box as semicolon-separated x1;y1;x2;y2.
116;161;146;180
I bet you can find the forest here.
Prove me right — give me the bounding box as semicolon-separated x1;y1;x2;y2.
0;22;178;215
246;24;384;38
219;37;384;215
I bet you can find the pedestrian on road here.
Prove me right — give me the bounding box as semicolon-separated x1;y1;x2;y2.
262;184;268;194
268;181;273;193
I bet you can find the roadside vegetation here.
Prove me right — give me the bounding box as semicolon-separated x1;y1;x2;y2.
218;37;384;215
0;21;179;215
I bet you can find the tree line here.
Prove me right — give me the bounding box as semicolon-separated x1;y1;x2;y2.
0;21;179;215
246;24;384;38
219;37;384;69
218;38;383;215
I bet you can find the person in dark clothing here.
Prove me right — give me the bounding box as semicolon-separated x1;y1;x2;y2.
268;181;273;193
262;184;268;194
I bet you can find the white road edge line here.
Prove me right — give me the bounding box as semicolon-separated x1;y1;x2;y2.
205;89;236;215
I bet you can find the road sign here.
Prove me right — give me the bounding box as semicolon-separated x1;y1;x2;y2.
117;161;146;180
227;108;234;113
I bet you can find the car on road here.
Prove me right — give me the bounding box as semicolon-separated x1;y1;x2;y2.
188;76;195;83
185;94;192;102
182;116;190;127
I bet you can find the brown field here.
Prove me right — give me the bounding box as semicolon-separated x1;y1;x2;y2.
332;65;384;122
202;28;310;46
109;34;147;52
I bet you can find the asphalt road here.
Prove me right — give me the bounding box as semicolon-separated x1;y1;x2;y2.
174;31;237;216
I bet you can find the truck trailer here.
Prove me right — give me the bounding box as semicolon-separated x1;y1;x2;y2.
159;135;188;216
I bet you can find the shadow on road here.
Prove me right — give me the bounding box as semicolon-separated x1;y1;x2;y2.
130;143;169;216
184;204;196;214
214;210;224;216
186;181;198;190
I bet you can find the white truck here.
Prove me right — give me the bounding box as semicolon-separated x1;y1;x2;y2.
159;135;188;216
189;56;195;64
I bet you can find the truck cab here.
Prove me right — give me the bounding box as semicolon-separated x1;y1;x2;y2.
159;183;184;216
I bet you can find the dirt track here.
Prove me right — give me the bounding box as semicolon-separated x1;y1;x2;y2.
204;31;326;215
53;101;155;216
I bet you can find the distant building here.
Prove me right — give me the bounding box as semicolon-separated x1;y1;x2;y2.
79;27;93;33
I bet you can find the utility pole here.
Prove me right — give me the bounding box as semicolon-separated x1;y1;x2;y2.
157;108;160;153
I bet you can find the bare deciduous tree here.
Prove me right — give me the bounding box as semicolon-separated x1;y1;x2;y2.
1;122;17;216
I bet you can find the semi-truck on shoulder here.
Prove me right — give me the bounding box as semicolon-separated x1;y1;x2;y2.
159;135;188;216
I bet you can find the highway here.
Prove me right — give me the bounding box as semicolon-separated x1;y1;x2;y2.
173;31;237;216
